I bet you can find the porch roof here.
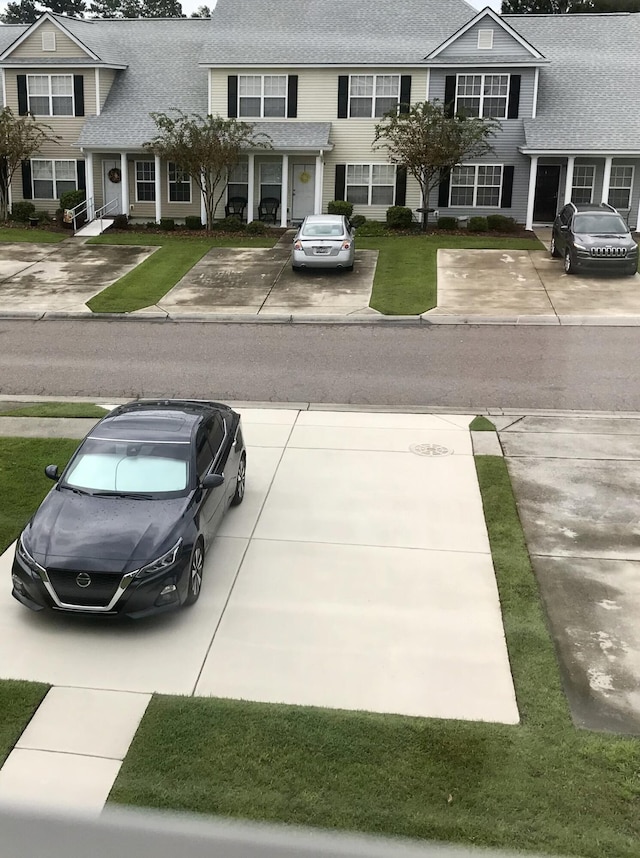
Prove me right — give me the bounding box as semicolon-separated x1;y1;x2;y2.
249;123;332;151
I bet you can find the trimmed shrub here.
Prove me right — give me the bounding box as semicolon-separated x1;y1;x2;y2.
350;214;366;229
386;206;413;229
33;209;52;223
145;221;158;229
327;199;353;217
159;218;175;231
437;216;458;230
246;219;269;235
112;214;129;230
220;215;245;231
354;220;385;236
11;201;36;222
60;189;85;213
185;215;202;230
468;216;488;232
487;213;518;233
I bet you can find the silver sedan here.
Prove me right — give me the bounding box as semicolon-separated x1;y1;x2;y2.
292;214;355;271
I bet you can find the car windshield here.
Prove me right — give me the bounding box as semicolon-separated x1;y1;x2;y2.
301;222;345;237
62;437;190;495
573;214;628;234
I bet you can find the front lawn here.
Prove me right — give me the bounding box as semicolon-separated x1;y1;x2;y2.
361;234;543;315
0;402;108;418
0;227;65;243
0;680;49;767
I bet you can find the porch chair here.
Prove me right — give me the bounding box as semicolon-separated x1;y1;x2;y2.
258;197;280;224
224;196;247;219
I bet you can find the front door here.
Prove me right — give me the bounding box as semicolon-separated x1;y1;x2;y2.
102;159;122;215
291;162;316;221
533;165;561;222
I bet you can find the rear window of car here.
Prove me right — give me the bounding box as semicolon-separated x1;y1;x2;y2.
301;222;345;237
573;214;628;235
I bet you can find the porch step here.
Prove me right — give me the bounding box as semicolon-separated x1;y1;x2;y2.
74;218;114;237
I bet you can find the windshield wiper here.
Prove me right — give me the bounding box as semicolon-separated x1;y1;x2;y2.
91;490;154;499
60;485;90;496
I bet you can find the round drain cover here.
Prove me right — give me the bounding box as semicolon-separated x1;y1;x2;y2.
409;443;453;457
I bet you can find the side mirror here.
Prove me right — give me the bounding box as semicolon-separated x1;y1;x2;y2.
44;464;59;481
201;473;224;489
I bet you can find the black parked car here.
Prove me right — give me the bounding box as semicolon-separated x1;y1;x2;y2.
11;400;246;619
551;202;638;276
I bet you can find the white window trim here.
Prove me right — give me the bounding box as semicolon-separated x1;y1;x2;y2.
238;74;287;119
348;74;401;119
167;162;192;204
454;73;510;119
477;29;494;50
608;164;634;210
30;158;77;199
449;163;504;208
26;73;74;117
345;162;397;206
571;164;596;205
135;160;156;203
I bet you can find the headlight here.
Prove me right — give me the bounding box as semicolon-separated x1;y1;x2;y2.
16;533;45;575
573;243;587;251
135;539;182;578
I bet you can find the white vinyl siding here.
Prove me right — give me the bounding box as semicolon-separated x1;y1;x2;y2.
450;164;503;207
608;166;634;210
238;74;286;117
349;74;400;118
9;25;89;59
571;165;595;205
456;74;508;119
168;163;191;203
31;159;76;199
346;164;395;206
135;161;155;202
27;74;73;116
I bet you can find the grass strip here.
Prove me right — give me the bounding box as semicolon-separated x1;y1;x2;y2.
109;454;640;857
0;680;49;766
469;416;496;431
0;228;65;243
0;402;108;418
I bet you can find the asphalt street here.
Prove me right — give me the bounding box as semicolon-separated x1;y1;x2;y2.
1;319;639;410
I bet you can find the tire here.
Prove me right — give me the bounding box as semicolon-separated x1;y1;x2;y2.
626;264;638;277
564;250;575;275
550;236;561;258
292;264;300;272
184;538;204;606
344;264;354;272
230;454;246;507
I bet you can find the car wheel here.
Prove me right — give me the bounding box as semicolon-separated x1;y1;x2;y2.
626;264;637;277
345;264;354;272
230;454;246;507
184;538;204;606
550;236;561;258
564;250;575;275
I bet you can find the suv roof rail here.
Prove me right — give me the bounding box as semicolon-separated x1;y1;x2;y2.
601;202;616;212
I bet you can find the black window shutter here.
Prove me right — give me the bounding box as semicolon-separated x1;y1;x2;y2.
228;75;238;118
334;164;346;200
507;75;520;119
73;75;84;117
444;76;456;117
395;166;407;206
399;75;411;114
287;75;298;118
438;170;450;207
501;166;514;208
77;159;86;191
17;75;28;115
337;76;348;118
21;160;32;199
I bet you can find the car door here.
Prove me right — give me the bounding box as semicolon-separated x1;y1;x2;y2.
206;413;229;531
194;422;224;547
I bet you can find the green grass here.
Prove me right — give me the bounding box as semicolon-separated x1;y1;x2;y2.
87;233;276;313
0;402;108;418
360;235;543;315
0;437;78;553
469;416;496;431
108;454;640;857
0;680;49;766
0;227;65;243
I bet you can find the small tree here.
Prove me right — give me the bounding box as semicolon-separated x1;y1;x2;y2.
0;108;60;222
144;111;271;229
374;100;499;231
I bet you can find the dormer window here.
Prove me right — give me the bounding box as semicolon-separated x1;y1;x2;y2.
477;29;493;50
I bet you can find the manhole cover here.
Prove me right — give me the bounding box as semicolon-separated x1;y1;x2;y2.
409;443;453;457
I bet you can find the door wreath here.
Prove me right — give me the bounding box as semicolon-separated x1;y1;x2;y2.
108;167;122;184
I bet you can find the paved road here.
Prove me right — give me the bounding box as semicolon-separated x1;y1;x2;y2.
1;319;638;410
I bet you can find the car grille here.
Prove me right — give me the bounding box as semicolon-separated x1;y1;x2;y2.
47;569;123;607
590;246;627;258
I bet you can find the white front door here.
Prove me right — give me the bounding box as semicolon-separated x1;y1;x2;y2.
103;159;122;214
291;162;316;221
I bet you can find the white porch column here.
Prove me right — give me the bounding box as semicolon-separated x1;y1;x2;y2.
314;153;324;214
94;68;101;115
247;153;255;224
280;153;289;227
525;155;538;231
200;173;207;226
564;156;575;205
120;152;129;215
601;156;613;205
85;150;94;220
154;154;161;223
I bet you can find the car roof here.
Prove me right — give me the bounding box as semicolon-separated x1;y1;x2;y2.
90;400;233;444
571;203;619;214
302;214;345;223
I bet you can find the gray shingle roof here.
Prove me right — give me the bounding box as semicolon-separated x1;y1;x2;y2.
48;13;128;65
507;12;640;151
423;53;544;65
250;122;332;150
198;0;476;66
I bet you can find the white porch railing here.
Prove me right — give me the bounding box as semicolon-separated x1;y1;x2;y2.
65;196;119;234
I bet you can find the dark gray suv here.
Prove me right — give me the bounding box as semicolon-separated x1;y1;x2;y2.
551;202;638;276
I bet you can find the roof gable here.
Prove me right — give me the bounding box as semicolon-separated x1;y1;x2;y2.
425;7;545;62
0;13;98;62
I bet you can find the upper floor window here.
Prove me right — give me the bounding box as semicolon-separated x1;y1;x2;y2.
349;75;400;118
27;74;73;116
608;165;634;210
136;161;155;202
239;75;286;117
168;163;191;203
346;164;395;206
450;164;503;207
31;159;76;199
456;74;508;119
571;165;595;205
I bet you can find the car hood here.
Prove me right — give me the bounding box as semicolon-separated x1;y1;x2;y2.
575;232;637;248
24;488;191;571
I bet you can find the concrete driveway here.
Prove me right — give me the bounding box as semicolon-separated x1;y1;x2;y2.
0;408;517;725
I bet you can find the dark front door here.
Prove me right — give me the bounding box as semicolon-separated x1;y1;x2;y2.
533;165;561;222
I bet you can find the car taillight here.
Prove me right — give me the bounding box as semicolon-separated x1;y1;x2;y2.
294;240;302;250
342;241;351;250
